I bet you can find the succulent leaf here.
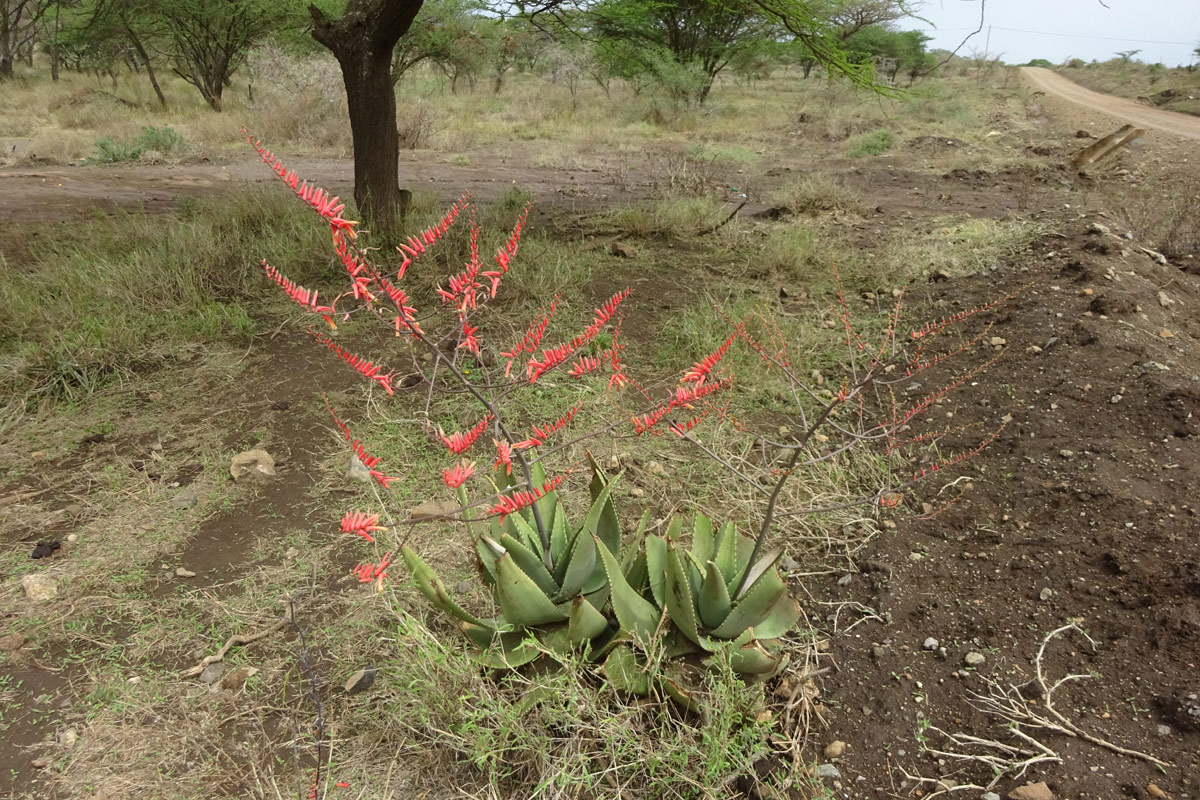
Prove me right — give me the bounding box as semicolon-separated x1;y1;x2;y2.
645;534;667;607
602;645;650;695
556;525;599;601
567;596;609;644
664;542;704;647
710;571;786;638
713;521;738;584
692;513;714;564
734;545;784;600
595;534;660;642
583;467;625;556
495;553;568;626
725;638;785;675
400;545;489;627
499;533;559;597
698;560;733;629
750;594;802;640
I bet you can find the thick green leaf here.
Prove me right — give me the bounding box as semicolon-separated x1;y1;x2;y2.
623;549;648;592
620;509;652;574
499;533;559;597
478;637;543;669
556;526;599;601
509;511;544;559
664;542;703;647
400;545;488;627
713;521;738;585
550;506;571;579
698;560;733;629
711;572;786;639
474;537;498;586
751;595;802;640
527;455;558;535
692;513;714;564
602;645;649;696
645;534;667;607
726;639;786;675
567;596;610;644
664;515;683;543
662;661;704;712
460;621;507;649
594;534;660;642
495;553;567;626
583;467;626;556
735;546;784;600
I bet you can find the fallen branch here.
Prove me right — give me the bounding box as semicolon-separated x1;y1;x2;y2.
180;607;293;678
0;487;53;508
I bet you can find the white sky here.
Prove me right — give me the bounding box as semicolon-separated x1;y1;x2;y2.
905;0;1200;66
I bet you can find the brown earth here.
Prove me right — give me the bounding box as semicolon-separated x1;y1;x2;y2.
2;71;1199;799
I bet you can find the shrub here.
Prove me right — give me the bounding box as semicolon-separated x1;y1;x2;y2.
85;125;185;164
847;128;895;157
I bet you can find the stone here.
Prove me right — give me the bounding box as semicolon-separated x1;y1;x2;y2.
30;757;51;769
198;662;226;685
629;487;645;498
1110;395;1123;405
836;574;852;586
923;637;940;651
172;491;199;510
1039;588;1053;601
58;728;78;747
21;574;59;601
982;793;1001;800
816;763;841;779
823;740;846;759
990;336;1007;347
1146;784;1168;799
1007;781;1054;800
1059;450;1074;459
1156;723;1172;736
221;666;259;690
175;567;197;578
343;667;377;695
0;634;27;652
1158;291;1175;308
908;552;925;562
230;449;275;482
410;498;459;520
1087;222;1110;235
66;534;77;542
1160;328;1175;339
964;652;986;667
346;454;372;483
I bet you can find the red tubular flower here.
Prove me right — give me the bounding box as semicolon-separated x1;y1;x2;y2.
514;404;580;450
244;128;358;236
395;192;470;279
352;551;392;585
570;289;632;349
442;460;476;488
262;261;334;316
683;328;739;385
441;415;491;455
310;330;396;395
527;342;575;382
493;439;513;474
489;475;565;523
341;511;386;543
458;321;481;355
501;298;559;377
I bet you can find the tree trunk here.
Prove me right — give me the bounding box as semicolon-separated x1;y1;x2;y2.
125;22;166;108
310;0;424;238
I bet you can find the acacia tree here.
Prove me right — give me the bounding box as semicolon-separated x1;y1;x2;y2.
0;0;45;78
160;0;277;111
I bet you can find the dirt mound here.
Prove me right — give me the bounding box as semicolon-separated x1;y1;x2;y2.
814;215;1200;796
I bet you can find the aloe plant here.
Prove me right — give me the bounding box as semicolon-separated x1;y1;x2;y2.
597;511;801;708
400;454;632;668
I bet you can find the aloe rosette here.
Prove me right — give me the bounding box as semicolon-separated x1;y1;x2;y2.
597;512;801;707
400;455;631;668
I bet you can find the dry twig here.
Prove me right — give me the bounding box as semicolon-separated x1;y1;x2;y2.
180;606;293;678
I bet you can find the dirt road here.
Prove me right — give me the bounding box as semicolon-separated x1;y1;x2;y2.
1021;66;1200;142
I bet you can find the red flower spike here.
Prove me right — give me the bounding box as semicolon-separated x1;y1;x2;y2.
393;193;470;279
352;551;393;585
489;476;565;523
515;404;580;449
683;328;739;385
570;289;631;349
441;415;491;455
568;354;602;378
527;342;575;382
341;511;386;543
501;298;559;376
262;261;334;316
458;321;481;355
244;128;358;236
310;329;396;395
442;460;476;488
493;439;513;474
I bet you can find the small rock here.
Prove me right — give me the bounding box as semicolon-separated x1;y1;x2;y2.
1039;588;1053;601
346;454;372;482
1087;222;1110;235
908;552;925;562
198;662;226;684
30;757;51;769
610;241;635;258
629;487;645;498
230;449;275;482
982;793;1001;800
1110;395;1123;404
1158;291;1175;308
0;634;27;652
990;336;1007;347
67;534;77;542
221;666;259;690
823;740;846;759
410;498;459;520
1059;449;1075;458
1156;723;1172;736
175;567;197;578
1026;345;1043;354
964;651;986;667
816;763;841;779
1160;328;1175;339
21;574;59;601
1007;781;1054;800
836;574;852;587
453;580;472;594
172;491;199;510
780;555;799;571
58;728;78;747
343;667;377;695
1146;783;1168;799
923;637;940;651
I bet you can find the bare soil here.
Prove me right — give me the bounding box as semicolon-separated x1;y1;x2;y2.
2;71;1199;799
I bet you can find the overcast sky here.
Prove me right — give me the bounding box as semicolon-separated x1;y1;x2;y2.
906;0;1199;66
